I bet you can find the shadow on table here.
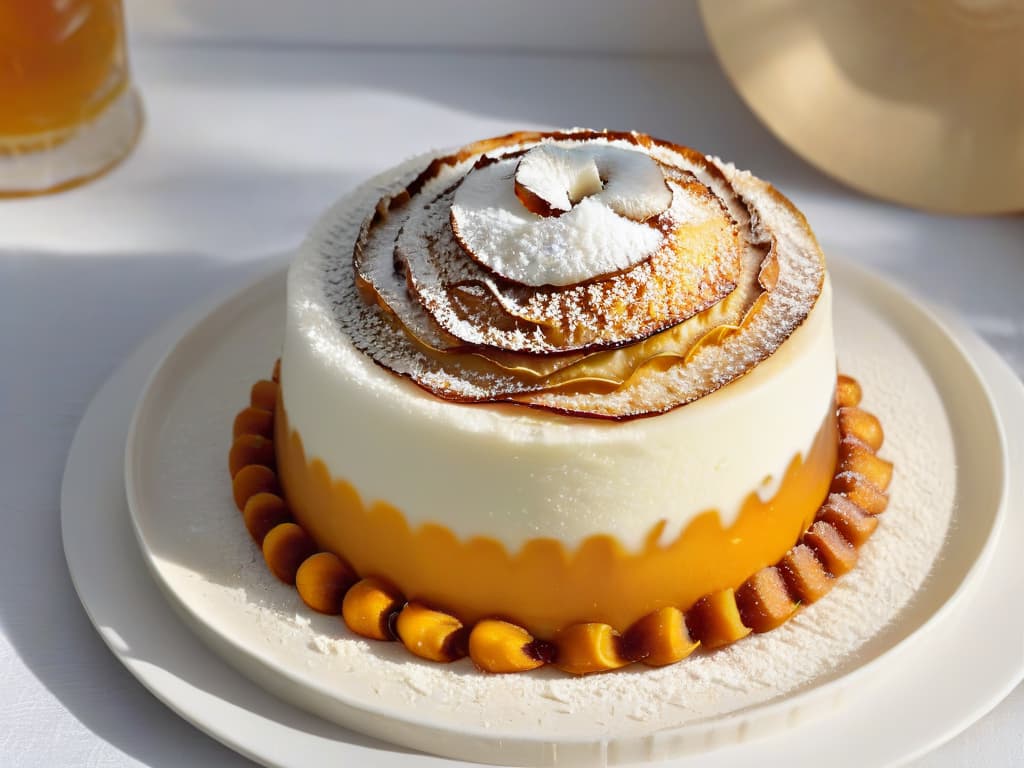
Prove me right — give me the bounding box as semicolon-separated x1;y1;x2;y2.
0;250;293;767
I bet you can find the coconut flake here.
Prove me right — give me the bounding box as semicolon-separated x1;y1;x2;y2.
513;144;603;215
451;157;664;287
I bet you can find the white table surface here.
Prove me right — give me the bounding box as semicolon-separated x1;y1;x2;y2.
1;41;1022;768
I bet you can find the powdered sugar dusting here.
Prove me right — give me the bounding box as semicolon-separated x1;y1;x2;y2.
315;160;524;400
399;176;739;354
522;159;825;415
314;130;824;418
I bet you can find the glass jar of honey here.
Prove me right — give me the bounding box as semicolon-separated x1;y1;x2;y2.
0;0;142;196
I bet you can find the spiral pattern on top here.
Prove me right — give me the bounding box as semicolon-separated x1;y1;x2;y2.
341;129;825;419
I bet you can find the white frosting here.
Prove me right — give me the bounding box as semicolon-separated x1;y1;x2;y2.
281;159;836;550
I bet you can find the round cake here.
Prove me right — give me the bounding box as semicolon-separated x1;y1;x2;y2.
279;128;833;629
229;129;892;674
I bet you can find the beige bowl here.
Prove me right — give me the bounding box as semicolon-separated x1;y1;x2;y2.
699;0;1024;213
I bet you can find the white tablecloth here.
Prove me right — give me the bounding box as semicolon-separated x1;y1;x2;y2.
1;42;1021;767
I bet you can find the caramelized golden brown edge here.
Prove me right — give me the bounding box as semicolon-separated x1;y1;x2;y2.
349;128;825;421
358;134;746;359
229;361;890;675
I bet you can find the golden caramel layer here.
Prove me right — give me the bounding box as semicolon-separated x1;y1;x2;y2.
274;401;838;638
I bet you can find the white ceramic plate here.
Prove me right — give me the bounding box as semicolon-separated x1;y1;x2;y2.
63;259;1024;767
120;257;994;764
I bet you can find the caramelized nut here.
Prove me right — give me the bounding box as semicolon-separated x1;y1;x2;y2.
262;522;317;585
623;606;699;666
272;358;282;383
831;471;889;515
838;406;883;451
251;379;279;411
296;552;356;615
836;375;862;408
803;521;858;576
228;434;275;478
232;464;279;510
395;603;467;662
838;436;893;491
468;619;547;673
342;577;404;641
735;566;799;633
778;544;833;604
685;588;752;649
242;492;290;544
815;493;879;547
554;623;630;675
233;406;274;440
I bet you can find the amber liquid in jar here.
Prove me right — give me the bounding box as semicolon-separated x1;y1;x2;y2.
0;0;142;196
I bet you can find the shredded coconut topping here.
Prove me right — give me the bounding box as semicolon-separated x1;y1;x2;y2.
329;130;825;419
